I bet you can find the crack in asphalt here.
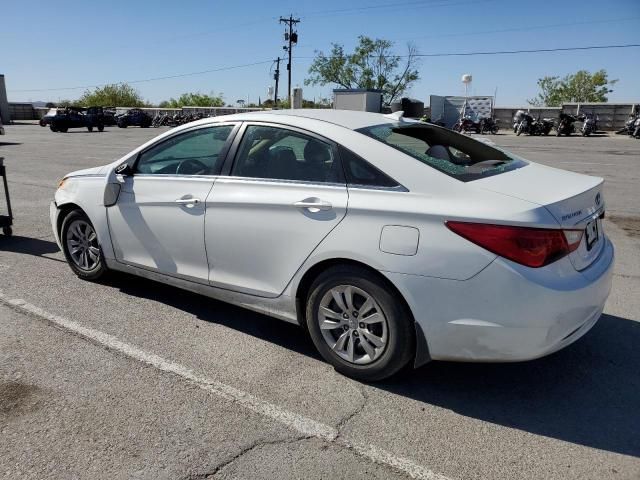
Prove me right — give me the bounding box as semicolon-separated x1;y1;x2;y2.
335;383;370;436
183;435;313;479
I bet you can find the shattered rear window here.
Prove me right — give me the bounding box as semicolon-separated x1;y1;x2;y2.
357;123;527;182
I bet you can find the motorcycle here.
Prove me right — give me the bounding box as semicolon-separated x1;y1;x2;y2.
556;113;578;136
580;113;598;137
513;110;526;133
452;116;481;133
537;117;555;136
616;114;639;136
633;116;640;139
479;117;499;134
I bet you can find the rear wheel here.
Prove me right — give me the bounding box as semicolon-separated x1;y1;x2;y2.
305;266;414;381
60;210;108;281
87;125;93;132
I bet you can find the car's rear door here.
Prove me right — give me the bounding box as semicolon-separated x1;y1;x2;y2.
107;123;238;283
205;122;348;297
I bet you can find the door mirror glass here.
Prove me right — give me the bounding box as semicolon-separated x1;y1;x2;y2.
115;162;133;176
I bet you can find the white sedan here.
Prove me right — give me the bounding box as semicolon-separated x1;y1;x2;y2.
50;109;614;380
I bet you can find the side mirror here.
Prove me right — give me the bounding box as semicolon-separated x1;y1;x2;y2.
115;162;133;176
103;163;129;207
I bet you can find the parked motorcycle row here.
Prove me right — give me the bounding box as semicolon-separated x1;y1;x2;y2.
451;116;500;134
512;110;606;137
151;112;207;128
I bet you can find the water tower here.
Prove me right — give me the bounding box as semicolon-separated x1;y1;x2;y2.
461;74;472;117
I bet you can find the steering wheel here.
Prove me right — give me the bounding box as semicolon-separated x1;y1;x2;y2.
176;158;208;175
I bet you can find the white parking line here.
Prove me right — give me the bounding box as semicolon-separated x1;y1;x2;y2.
0;291;451;480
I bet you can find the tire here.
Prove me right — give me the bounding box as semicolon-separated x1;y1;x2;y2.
60;210;108;281
50;125;58;132
516;124;523;136
87;125;93;132
39;119;46;127
305;265;414;381
118;121;127;128
98;124;104;132
2;226;12;236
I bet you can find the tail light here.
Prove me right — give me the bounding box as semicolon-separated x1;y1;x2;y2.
446;221;583;268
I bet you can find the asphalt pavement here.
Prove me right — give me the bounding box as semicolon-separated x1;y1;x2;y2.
1;123;639;480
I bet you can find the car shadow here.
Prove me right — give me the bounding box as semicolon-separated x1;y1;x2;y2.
99;272;639;458
0;142;22;146
100;272;321;360
377;313;640;458
0;235;64;261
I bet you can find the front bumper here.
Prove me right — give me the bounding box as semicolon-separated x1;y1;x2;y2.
384;235;614;362
50;201;62;250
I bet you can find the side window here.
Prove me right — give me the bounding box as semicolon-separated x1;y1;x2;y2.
339;146;400;188
136;125;234;175
231;125;343;184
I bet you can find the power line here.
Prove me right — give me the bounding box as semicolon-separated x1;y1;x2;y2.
395;16;640;41
294;43;640;59
10;43;639;93
10;60;274;93
300;0;489;17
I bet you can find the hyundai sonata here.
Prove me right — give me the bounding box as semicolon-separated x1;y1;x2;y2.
51;110;614;380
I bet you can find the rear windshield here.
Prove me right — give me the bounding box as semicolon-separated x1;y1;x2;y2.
356;122;527;182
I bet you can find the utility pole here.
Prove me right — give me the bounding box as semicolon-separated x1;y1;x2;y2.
273;57;281;107
279;15;300;106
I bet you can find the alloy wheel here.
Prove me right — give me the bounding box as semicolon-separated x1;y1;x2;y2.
317;285;388;365
65;219;100;271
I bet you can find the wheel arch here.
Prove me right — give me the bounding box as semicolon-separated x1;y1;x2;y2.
56;202;84;238
294;257;431;368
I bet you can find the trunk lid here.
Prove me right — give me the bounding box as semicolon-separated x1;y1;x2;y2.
475;162;605;270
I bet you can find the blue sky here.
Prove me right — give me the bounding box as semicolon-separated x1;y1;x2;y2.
2;0;639;106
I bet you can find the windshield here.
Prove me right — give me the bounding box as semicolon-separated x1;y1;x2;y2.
356;123;527;182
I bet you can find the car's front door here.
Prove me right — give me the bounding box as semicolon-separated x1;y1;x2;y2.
205;123;348;297
107;124;237;283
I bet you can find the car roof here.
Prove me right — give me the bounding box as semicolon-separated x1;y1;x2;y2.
204;109;412;130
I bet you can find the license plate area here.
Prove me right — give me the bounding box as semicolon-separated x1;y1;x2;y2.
585;219;599;251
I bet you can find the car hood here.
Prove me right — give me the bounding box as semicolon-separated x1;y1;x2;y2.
66;165;107;178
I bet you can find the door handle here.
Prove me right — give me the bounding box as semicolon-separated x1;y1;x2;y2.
175;197;201;207
293;198;332;212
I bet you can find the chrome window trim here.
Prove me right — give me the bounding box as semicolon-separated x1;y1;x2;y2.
217;175;347;189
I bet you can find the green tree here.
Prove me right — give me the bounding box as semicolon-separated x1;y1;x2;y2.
528;69;617;106
159;92;224;108
305;36;419;105
78;83;148;107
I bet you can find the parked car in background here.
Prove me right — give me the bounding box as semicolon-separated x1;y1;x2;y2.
39;108;59;127
50;107;104;132
117;108;152;128
50;109;613;380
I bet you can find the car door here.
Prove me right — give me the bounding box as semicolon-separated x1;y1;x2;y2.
205;123;348;297
107;123;238;283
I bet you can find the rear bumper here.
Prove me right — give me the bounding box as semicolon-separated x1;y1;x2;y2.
384;235;614;362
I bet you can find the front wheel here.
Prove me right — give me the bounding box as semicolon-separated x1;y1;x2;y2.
61;210;108;281
305;266;414;381
516;124;524;136
87;125;93;132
